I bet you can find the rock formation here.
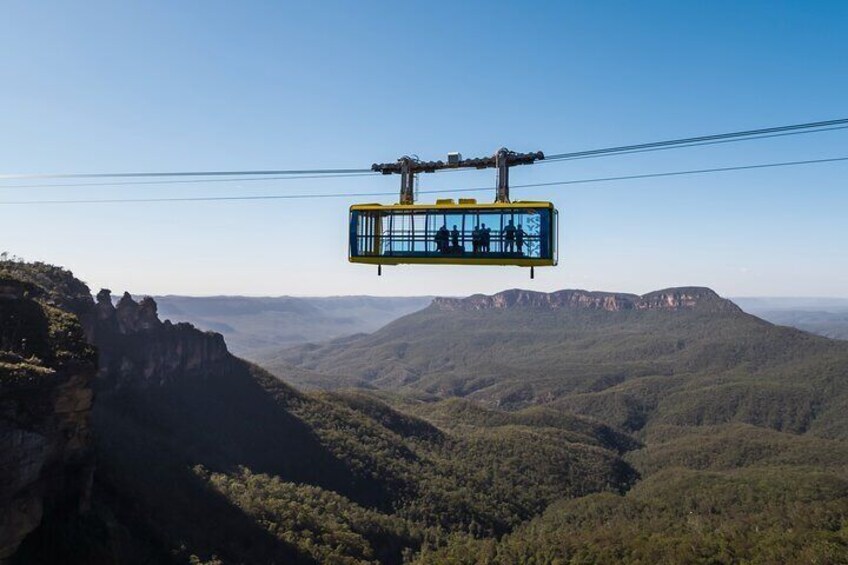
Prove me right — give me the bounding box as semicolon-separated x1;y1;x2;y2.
0;263;233;559
91;290;229;389
0;279;96;559
433;287;740;313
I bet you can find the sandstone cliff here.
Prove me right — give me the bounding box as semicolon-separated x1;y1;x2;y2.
0;278;96;559
432;287;740;313
0;262;233;561
90;290;228;390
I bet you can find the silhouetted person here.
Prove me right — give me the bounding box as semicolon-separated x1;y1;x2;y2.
482;223;491;252
435;224;449;253
516;224;526;255
472;225;481;253
451;225;460;252
503;220;516;253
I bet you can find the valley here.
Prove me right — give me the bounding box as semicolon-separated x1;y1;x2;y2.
1;260;847;564
149;295;433;359
4;4;847;564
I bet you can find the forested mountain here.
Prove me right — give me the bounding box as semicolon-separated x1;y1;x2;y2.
2;262;847;563
273;288;848;438
146;295;848;365
0;262;632;564
269;287;848;563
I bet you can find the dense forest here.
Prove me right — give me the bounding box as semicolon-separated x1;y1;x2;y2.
2;261;847;563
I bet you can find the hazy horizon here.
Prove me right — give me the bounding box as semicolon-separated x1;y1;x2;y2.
117;289;848;301
2;4;848;564
1;2;846;297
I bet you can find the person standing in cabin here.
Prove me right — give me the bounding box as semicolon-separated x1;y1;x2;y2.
503;220;516;253
451;225;460;253
435;224;449;253
516;224;526;255
481;223;491;252
472;225;481;253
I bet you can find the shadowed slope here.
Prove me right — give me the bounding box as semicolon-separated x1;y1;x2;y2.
1;261;636;564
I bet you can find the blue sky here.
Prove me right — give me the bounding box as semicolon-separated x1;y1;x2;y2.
1;1;846;297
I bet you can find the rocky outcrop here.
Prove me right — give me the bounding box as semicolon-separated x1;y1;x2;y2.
0;264;232;560
433;287;740;313
91;290;229;389
637;287;737;311
0;280;96;559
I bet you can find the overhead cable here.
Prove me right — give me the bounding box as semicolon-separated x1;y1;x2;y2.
0;172;377;190
536;124;848;164
0;118;845;183
0;167;373;181
1;155;844;205
544;118;848;162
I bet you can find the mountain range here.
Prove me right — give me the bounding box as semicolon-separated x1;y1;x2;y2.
0;262;634;564
2;261;847;564
270;287;848;436
134;294;848;375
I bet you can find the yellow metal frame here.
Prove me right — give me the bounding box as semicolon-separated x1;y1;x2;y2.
348;200;557;267
350;256;555;267
350;200;555;212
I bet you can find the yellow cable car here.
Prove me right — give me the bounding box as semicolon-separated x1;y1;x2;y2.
350;149;558;277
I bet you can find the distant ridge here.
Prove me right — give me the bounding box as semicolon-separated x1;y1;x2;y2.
144;294;433;358
433;286;740;313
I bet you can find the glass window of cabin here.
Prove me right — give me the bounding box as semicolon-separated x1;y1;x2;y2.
352;207;552;260
459;208;550;259
380;210;428;256
351;210;382;257
425;211;465;255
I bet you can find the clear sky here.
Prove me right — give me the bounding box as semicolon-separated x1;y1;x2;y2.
1;1;846;297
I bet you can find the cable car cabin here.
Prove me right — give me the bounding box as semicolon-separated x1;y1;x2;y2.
349;199;558;268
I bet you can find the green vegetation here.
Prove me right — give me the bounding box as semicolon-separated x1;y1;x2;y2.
0;352;54;378
414;418;848;563
629;423;848;475
0;259;95;313
0;262;95;382
275;295;848;440
87;355;632;563
417;468;848;564
5;262;848;564
199;466;418;565
255;291;848;563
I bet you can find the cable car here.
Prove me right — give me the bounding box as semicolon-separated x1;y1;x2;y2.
349;149;559;277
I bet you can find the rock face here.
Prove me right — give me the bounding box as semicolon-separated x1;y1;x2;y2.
91;290;229;389
433;287;740;313
0;264;232;560
0;279;96;559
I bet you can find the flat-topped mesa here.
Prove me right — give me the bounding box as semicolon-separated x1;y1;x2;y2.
636;287;738;312
432;286;740;313
433;289;639;312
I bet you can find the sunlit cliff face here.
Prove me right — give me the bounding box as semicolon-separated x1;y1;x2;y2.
433;287;738;313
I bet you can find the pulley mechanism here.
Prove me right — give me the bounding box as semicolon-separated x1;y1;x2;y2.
372;148;544;205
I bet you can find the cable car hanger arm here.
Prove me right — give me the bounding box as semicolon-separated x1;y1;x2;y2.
370;148;544;204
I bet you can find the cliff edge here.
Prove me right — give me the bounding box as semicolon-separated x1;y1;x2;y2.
432;287;740;313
